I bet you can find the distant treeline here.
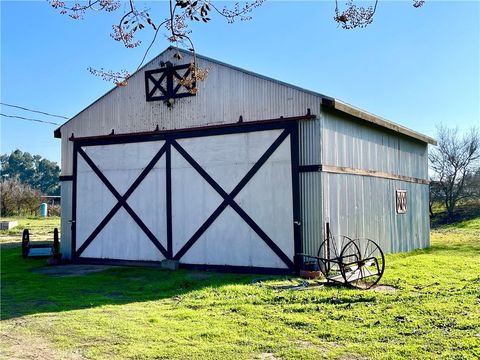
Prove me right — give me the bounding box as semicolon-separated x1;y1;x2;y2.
1;149;60;216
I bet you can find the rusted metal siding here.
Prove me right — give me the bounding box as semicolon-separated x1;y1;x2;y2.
60;48;320;176
322;173;429;253
321;107;428;179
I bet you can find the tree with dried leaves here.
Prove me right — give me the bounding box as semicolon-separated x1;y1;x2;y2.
429;126;480;219
0;178;43;217
49;0;425;87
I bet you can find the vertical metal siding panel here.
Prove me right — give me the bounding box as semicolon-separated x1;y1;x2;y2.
320;108;430;254
60;181;72;259
300;173;322;256
321;109;428;179
321;172;429;255
298;115;323;256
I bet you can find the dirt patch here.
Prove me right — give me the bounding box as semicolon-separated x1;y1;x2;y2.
31;264;118;277
371;285;399;293
295;340;334;352
1;332;86;360
257;353;281;360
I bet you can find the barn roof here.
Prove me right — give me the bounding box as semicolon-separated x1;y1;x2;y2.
55;46;436;145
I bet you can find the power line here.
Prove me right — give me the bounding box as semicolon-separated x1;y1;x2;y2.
0;113;60;126
0;102;69;120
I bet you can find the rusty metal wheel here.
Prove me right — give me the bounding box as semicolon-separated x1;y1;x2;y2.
317;235;353;282
340;238;385;289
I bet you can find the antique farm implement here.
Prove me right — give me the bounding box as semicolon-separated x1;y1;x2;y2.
300;227;385;289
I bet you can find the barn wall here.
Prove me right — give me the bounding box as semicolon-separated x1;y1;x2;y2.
321;107;428;179
321;173;429;253
298;117;323;256
60;180;72;259
59;48;321;176
320;107;430;253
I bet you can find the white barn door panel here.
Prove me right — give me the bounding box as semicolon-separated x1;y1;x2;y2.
74;141;168;261
72;122;300;271
172;130;294;269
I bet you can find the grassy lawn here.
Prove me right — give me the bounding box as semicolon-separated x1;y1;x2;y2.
1;219;479;359
0;216;60;244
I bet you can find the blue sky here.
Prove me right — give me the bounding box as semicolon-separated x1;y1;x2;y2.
1;1;479;165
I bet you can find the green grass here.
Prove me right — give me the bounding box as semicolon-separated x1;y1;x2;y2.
0;216;60;244
1;220;479;359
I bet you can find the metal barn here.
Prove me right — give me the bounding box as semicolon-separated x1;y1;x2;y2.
55;47;436;274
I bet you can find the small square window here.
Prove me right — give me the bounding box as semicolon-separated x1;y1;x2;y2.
396;190;407;214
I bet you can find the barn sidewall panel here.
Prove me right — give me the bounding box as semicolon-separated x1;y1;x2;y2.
320;106;430;253
321;107;429;179
298;117;324;257
321;169;430;254
60;180;72;259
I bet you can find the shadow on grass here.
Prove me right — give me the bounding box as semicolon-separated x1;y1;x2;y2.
431;201;480;229
0;244;270;321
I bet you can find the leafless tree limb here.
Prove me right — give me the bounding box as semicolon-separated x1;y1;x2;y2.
429;126;480;219
49;0;427;87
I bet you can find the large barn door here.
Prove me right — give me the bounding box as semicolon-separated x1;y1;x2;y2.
72;122;300;271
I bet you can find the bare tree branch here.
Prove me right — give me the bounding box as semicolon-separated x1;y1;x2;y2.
49;0;427;88
429;126;480;219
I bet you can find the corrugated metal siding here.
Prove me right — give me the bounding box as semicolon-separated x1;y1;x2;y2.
322;172;429;254
298;117;324;256
319;106;430;254
60;48;321;175
60;181;72;259
322;108;428;179
300;172;323;256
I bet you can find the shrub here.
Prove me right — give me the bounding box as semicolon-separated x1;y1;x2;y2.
48;204;61;217
0;178;43;217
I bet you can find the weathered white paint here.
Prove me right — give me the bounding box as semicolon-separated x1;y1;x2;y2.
75;155;117;250
181;206;289;269
171;147;224;254
83;142;165;195
75;141;167;261
234;137;293;260
74;128;294;266
172;129;294;267
81;207;166;261
127;156;168;249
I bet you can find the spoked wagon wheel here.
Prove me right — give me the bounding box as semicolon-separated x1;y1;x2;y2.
317;235;353;282
340;238;385;289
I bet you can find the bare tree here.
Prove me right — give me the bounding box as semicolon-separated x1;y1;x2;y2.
48;0;426;87
0;177;43;216
429;126;480;219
